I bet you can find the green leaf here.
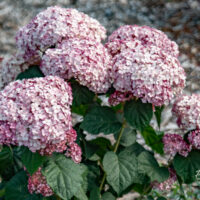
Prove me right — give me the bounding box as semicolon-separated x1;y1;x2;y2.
5;171;41;200
87;163;100;191
141;126;164;154
101;192;116;200
16;66;44;80
120;143;146;157
88;137;112;159
173;150;200;183
20;147;46;175
154;106;164;129
89;187;100;200
74;187;88;200
71;81;95;106
0;146;13;174
124;100;153;131
71;104;89;116
81;106;122;135
83;137;112;161
132;182;151;195
138;151;169;183
114;126;136;147
103;151;139;195
42;154;85;200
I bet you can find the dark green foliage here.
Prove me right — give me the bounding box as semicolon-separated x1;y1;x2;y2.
16;66;44;80
124;100;153;131
81;105;122;135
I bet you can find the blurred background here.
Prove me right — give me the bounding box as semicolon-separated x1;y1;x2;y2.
0;0;200;199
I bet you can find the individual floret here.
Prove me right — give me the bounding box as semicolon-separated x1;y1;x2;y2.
40;39;112;93
172;94;200;130
16;6;106;63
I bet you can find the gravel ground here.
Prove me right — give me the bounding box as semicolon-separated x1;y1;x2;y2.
1;0;200;199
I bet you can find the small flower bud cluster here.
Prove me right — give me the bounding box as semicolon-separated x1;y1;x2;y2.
172;94;200;130
106;25;185;106
28;167;53;197
163;134;191;157
108;91;134;106
16;6;106;63
0;76;81;161
153;168;177;191
188;130;200;150
41;39;111;93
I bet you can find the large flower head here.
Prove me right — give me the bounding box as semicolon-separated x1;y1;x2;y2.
16;6;106;63
106;25;185;106
41;39;112;93
110;46;185;106
0;76;78;156
172;94;200;130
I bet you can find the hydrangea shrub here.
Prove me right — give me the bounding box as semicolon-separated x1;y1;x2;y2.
0;6;199;200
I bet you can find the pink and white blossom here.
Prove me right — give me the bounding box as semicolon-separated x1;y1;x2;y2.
106;25;179;57
0;55;29;90
163;133;191;157
28;167;53;197
172;94;200;130
0;76;81;160
106;25;185;106
188;130;200;149
41;39;112;93
16;6;106;63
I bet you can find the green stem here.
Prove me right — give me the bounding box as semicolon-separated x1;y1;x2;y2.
99;121;126;192
113;121;126;153
99;173;106;192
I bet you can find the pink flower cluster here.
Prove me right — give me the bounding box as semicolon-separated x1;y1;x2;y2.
106;25;185;106
163;134;191;157
108;91;134;106
16;6;106;63
14;6;111;93
106;25;179;57
28;167;53;197
0;76;81;162
153;168;177;191
41;39;111;93
0;55;29;90
172;94;200;130
188;130;200;150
